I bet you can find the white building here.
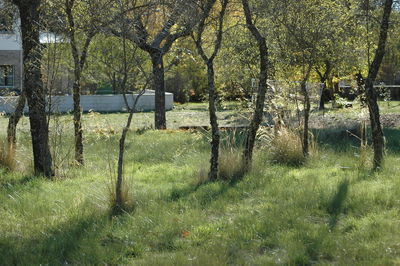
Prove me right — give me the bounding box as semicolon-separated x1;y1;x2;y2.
0;2;23;95
0;1;174;113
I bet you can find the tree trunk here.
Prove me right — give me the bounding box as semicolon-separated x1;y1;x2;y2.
15;0;53;177
316;61;332;111
241;0;268;169
207;61;220;181
151;52;166;130
364;0;393;170
318;81;326;111
301;81;310;155
7;90;26;155
65;1;94;166
301;64;313;156
73;77;84;165
365;79;385;168
115;123;129;212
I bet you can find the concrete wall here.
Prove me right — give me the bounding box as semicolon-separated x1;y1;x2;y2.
0;92;174;114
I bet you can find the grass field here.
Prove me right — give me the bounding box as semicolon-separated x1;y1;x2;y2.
0;102;399;265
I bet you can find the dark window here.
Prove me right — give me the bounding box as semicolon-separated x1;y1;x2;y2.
0;65;14;87
0;10;14;33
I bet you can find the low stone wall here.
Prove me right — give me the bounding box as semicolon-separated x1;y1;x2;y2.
0;92;174;114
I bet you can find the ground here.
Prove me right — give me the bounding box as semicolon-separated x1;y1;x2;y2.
0;101;399;265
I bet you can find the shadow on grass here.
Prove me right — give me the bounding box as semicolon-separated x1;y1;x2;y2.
0;173;38;190
313;127;400;154
169;176;243;207
327;179;349;229
0;212;111;265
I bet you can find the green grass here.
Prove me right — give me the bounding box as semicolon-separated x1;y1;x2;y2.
0;103;399;265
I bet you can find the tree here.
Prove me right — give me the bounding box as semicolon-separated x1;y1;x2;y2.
268;0;343;155
11;0;54;177
364;0;393;169
110;3;149;213
110;0;201;129
61;0;112;165
241;0;269;169
193;0;228;181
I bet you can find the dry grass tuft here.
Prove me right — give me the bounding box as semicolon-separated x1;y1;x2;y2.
0;140;16;171
195;161;210;185
108;173;136;215
218;148;246;181
194;148;246;184
269;127;306;166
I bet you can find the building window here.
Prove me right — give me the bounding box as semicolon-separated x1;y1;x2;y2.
0;10;14;33
0;65;14;88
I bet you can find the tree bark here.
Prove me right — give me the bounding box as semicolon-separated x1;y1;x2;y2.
7;90;26;155
193;0;227;181
301;64;313;156
65;0;94;165
241;0;268;169
365;0;393;170
13;0;53;177
207;61;220;181
316;61;332;111
72;77;84;165
150;51;166;129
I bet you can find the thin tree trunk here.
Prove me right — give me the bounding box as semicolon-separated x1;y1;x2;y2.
115;114;130;212
193;0;227;181
150;52;166;130
114;92;144;212
365;79;385;169
66;0;93;165
318;81;327;111
241;0;268;169
73;78;84;165
7;90;26;154
316;61;331;111
207;61;220;181
364;0;393;169
14;0;53;177
301;64;313;156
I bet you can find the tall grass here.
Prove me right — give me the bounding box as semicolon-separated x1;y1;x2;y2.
0;113;399;265
195;129;247;183
260;127;305;166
